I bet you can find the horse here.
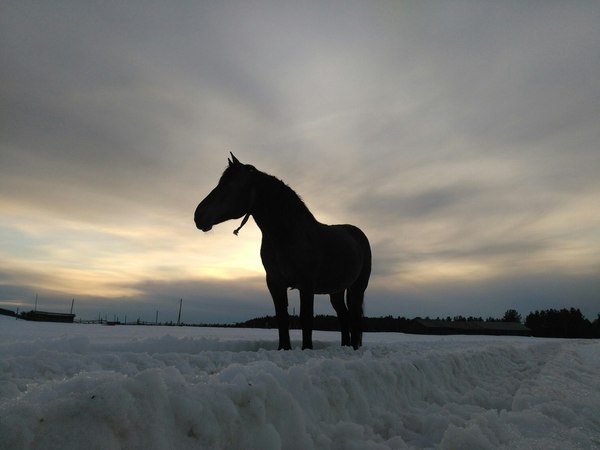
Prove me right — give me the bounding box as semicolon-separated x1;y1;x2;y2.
194;154;371;350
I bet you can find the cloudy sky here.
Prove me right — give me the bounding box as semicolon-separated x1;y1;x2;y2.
1;1;599;324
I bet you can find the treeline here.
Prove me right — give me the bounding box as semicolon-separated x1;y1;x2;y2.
236;308;600;338
237;314;413;332
525;308;600;338
237;314;489;333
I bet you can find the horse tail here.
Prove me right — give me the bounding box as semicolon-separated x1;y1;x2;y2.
342;225;371;349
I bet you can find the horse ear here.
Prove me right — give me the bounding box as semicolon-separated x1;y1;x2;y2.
229;152;241;166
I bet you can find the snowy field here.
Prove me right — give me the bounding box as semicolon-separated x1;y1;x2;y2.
1;316;599;450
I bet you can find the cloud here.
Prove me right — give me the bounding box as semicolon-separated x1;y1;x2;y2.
1;1;599;322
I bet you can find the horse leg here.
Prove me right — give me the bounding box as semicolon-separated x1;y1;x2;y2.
330;291;350;346
299;289;314;350
267;277;291;350
347;288;364;350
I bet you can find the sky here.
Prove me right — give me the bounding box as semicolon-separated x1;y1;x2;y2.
1;1;599;324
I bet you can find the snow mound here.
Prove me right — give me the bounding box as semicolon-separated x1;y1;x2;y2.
1;317;599;449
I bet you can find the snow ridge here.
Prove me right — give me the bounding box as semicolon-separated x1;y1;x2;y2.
1;320;599;449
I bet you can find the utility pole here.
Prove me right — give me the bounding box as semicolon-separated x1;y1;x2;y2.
155;310;159;325
177;299;183;326
70;298;74;314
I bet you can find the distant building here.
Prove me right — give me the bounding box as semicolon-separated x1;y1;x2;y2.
406;319;531;336
0;308;17;318
20;310;75;323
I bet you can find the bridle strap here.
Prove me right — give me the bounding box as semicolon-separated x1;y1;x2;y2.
233;190;255;236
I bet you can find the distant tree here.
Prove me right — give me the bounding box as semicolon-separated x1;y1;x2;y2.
593;314;600;336
525;308;595;338
502;309;522;323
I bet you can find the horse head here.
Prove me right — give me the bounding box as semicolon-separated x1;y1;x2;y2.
194;153;256;232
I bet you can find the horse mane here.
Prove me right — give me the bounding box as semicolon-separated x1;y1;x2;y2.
254;170;317;225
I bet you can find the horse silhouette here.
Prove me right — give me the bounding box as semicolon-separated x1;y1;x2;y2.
194;154;371;349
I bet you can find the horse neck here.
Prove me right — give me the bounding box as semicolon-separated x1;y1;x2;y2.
251;172;317;238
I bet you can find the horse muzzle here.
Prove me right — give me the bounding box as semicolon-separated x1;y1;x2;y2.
194;211;213;232
195;217;213;232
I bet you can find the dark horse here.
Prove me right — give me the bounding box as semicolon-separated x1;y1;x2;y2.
194;154;371;350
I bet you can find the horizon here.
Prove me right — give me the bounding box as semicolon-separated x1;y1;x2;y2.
4;296;597;326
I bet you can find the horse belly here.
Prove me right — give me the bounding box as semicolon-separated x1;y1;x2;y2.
260;240;312;289
313;259;361;294
260;226;366;294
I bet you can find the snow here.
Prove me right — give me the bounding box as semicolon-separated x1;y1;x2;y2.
1;316;599;450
